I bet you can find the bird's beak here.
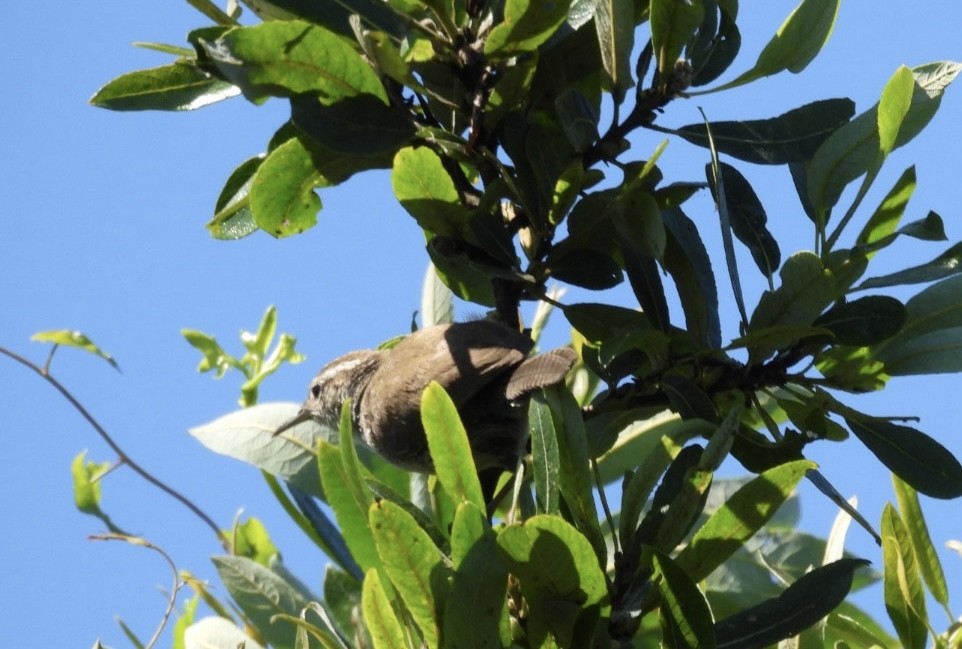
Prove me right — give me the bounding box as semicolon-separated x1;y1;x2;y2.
273;409;316;437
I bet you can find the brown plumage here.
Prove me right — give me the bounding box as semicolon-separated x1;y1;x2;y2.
275;321;576;475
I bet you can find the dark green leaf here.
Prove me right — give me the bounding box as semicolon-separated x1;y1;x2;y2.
708;163;780;278
881;504;928;649
620;240;671;331
749;252;837;331
650;0;704;88
426;237;498;307
856;241;962;290
201;20;386;103
90;61;240;111
241;0;406;38
594;0;635;102
676;98;855;164
663;206;721;348
291;94;414;156
661;374;717;421
653;550;716;649
555;88;600;152
484;0;573;56
563;302;653;344
845;417;962;498
813;295;906;345
208;155;264;240
689;2;740;86
421;382;485;511
709;0;840;92
714;558;870;649
548;246;624;289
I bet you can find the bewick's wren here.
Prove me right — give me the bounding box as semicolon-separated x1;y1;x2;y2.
275;321;576;476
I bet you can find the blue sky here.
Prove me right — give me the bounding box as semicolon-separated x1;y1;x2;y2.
2;2;961;646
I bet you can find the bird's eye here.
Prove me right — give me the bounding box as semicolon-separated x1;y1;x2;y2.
311;384;322;399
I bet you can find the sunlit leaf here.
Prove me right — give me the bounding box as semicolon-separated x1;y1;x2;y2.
31;330;119;370
881;504;928;649
484;0;572;56
892;476;950;609
90;61;240;111
421;382;485;511
653;550;716;648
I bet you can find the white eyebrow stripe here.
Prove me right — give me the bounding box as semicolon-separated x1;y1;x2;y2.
317;358;365;383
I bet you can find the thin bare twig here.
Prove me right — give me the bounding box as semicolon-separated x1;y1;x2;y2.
0;344;230;551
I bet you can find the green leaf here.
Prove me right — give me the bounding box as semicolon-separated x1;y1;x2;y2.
617;426;687;542
213;555;310;648
653;550;716;649
807;61;961;220
484;0;572;56
547;246;624;289
856;241;962;290
250;136;323;238
496;515;607;647
675;460;814;582
369;499;450;647
421;382;485;511
813;295;906;345
291;94;415;156
208;155;264;240
542;385;607;563
594;0;635;102
714;558;870;648
392;146;469;237
688;1;740;87
663;207;721;348
233;517;280;567
650;0;704;89
201;20;386;103
892;476;950;610
708;0;840;92
31;330;119;370
71;451;114;521
323;567;362;642
881;504;928;649
245;0;406;38
845;417;962;499
361;569;408;649
90;61;240;111
878;65;915;156
444;503;510;648
709;163;780;278
675;98;855;164
853;165;917;257
529;395;561;515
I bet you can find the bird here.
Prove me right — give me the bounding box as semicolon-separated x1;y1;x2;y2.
274;321;577;484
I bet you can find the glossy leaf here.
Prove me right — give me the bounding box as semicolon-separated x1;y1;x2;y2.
650;0;704;88
675;460;814;582
213;555;310;649
892;476;950;609
676;98;855;164
444;503;510;648
361;569;408;649
421;382;485;511
201;20;386;103
713;558;870;649
31;330;120;370
856;241;962;290
653;550;716;649
484;0;572;56
881;504;928;649
392;146;469;237
90;61;240;111
878;65;915;156
291;94;414;156
529;394;561;515
594;0;635;102
807;61;961;220
369;499;450;648
208;155;264;240
708;0;840;92
812;295;906;345
845;417;962;499
709;163;780;278
663;207;721;348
